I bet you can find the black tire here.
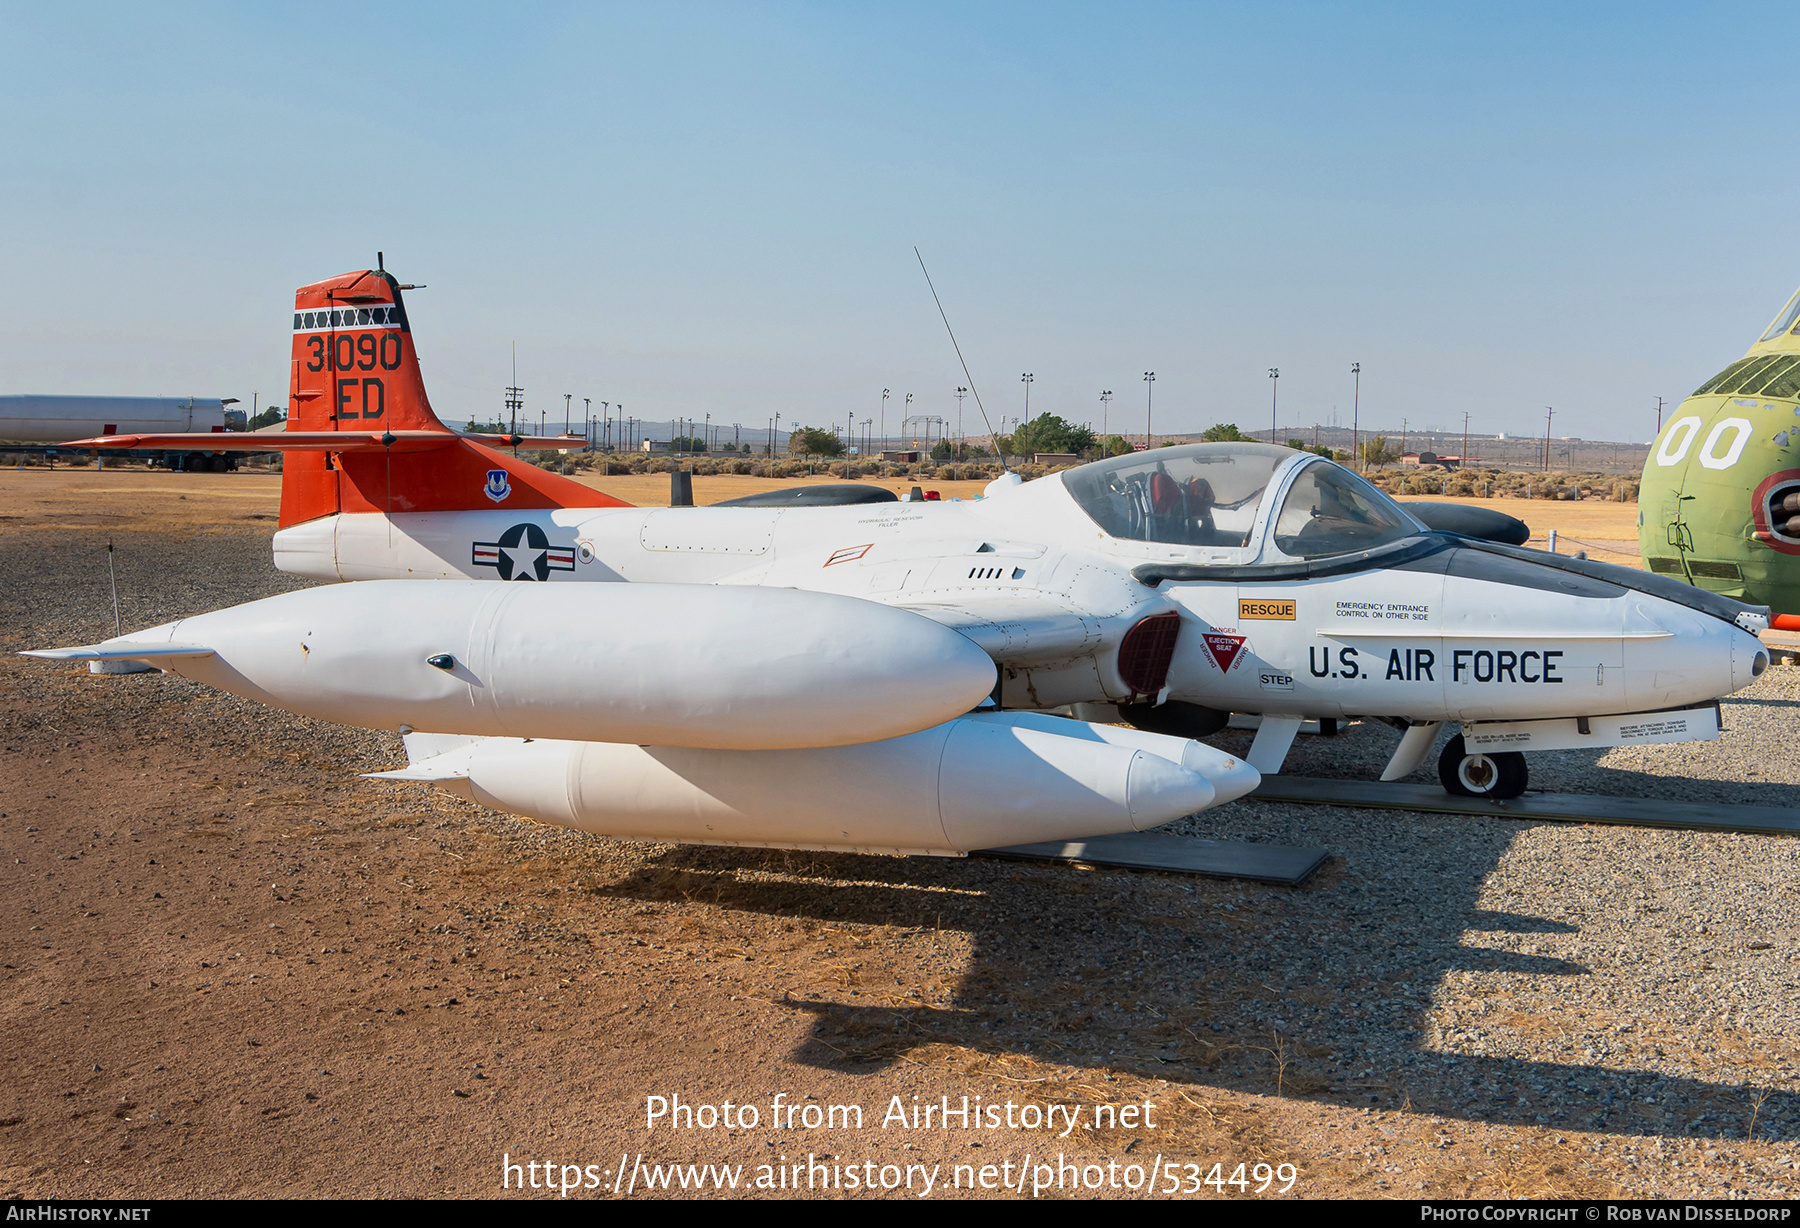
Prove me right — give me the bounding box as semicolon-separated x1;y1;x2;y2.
1437;734;1528;800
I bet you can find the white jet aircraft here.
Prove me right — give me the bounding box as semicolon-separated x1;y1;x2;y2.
35;268;1771;857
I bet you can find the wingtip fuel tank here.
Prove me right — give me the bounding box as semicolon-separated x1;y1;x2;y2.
369;712;1257;856
43;581;1000;752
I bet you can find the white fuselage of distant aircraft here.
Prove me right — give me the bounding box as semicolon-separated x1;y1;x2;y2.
0;395;236;442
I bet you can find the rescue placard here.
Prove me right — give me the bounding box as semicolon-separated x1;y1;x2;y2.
1239;598;1296;621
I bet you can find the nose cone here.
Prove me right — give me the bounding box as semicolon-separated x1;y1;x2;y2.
1182;744;1262;806
1152;731;1267;806
1125;750;1218;828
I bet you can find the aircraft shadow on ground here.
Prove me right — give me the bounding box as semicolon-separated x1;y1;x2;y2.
594;833;1796;1143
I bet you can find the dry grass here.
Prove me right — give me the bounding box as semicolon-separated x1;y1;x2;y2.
1392;493;1643;566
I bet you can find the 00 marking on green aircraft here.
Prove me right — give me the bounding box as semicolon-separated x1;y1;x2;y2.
1639;284;1800;619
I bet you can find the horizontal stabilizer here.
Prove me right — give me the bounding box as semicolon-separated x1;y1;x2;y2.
58;430;587;454
20;643;214;661
461;432;588;451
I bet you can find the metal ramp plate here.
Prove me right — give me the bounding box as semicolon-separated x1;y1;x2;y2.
976;831;1330;886
1250;777;1800;837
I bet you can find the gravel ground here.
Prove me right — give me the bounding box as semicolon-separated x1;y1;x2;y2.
3;495;1798;1198
1175;684;1800;1114
1163;674;1800;1194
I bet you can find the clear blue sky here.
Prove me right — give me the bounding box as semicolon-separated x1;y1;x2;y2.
3;2;1797;444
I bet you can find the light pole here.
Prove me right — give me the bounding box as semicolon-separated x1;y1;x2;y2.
1350;363;1361;471
1142;372;1155;448
1100;389;1113;440
1021;372;1034;423
1268;368;1280;444
1543;407;1554;471
506;342;522;435
564;393;572;435
955;387;967;449
705;412;711;455
582;397;591;447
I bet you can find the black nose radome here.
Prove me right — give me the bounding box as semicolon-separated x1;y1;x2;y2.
427;654;455;671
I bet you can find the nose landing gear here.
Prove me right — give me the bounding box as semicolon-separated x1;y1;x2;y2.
1438;734;1528;799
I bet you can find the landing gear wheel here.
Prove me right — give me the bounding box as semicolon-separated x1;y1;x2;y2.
1437;735;1528;800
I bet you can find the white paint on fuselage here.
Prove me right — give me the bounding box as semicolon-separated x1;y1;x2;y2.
1158;573;1708;723
270;468;1763;726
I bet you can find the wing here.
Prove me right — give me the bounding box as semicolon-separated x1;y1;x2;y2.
893;593;1104;663
756;539;1182;704
888;581;1182;709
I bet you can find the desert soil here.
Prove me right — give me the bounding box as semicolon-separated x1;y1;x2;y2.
1;467;1795;1200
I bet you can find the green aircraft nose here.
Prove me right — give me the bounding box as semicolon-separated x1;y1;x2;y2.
1639;284;1800;619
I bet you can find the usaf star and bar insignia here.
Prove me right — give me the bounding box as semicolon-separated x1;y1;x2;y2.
472;523;577;581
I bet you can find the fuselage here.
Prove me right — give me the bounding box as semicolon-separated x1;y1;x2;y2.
275;444;1767;727
39;269;1768;831
2;394;237;442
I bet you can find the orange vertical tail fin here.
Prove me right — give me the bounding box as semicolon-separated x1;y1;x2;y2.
280;268;630;527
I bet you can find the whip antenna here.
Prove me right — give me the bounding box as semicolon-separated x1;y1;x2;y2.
915;247;1009;473
106;540;122;637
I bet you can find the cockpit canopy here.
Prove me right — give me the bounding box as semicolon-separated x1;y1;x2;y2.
1061;442;1420;560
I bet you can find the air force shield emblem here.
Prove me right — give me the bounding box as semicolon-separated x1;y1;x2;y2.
484;469;512;503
